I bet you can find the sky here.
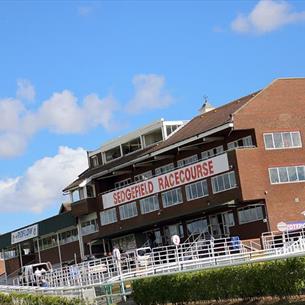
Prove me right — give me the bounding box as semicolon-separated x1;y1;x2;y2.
1;0;305;233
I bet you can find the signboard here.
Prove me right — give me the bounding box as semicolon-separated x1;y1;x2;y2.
171;235;180;246
102;153;229;209
277;221;305;232
11;224;38;245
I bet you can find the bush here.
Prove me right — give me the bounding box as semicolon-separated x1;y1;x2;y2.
132;257;305;305
0;292;85;305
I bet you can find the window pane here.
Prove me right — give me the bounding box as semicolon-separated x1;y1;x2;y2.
278;167;288;182
264;134;274;149
297;166;305;181
282;132;292;148
287;167;298;182
269;168;279;183
273;133;283;148
292;132;302;147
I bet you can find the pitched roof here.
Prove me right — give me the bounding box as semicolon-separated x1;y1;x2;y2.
146;91;260;154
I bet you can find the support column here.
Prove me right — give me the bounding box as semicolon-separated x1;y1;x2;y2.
2;249;7;284
36;239;41;263
56;233;62;267
77;221;85;260
18;244;23;269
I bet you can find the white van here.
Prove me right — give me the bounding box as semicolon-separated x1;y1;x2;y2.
123;247;152;268
19;262;52;286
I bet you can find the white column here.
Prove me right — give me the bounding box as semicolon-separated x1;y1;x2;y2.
36;239;41;263
56;233;62;267
77;221;85;260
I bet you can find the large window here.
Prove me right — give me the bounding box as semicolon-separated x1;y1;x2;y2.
114;178;132;190
201;146;223;160
227;136;253;150
140;195;160;214
81;219;98;236
185;179;208;201
238;205;264;224
134;170;153;182
155;163;174;176
269;165;305;184
161;188;183;208
264;131;302;150
59;229;78;245
100;208;117;226
211;171;236;194
119;202;138;220
186;218;208;235
177;155;198;168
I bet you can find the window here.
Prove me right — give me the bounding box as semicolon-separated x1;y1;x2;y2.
140;195;160;214
119;202;138;220
177;155;198;168
161;188;183;208
100;208;117;226
166;125;180;137
105;146;121;162
39;234;58;251
264;131;302;150
187;218;208;235
134;170;153;182
122;137;142;155
238;205;264;224
211;171;236;193
114;178;132;189
222;211;235;227
155;163;174;176
59;229;78;245
112;234;136;252
201;146;223;160
90;155;99;167
269;165;305;184
81;219;98;236
185;179;208;201
227;136;253;150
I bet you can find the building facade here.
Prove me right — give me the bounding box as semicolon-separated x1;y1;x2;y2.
1;78;305;276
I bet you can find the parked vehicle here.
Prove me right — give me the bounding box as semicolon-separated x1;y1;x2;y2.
18;262;52;286
122;247;152;269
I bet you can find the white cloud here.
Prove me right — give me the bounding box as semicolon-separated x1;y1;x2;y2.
0;146;88;213
127;74;173;113
231;0;305;34
16;79;36;101
0;85;119;158
0;74;172;158
78;6;93;17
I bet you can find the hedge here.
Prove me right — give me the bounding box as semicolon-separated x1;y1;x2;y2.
0;292;85;305
132;257;305;305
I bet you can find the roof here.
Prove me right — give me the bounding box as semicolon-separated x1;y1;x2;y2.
0;212;76;249
146;91;260;154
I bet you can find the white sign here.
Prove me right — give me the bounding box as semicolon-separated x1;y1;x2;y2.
277;221;305;232
171;235;180;246
102;153;229;209
11;224;38;245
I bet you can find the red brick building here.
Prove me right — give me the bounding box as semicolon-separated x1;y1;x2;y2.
1;78;305;275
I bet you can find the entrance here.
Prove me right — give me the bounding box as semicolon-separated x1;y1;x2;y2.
209;211;235;238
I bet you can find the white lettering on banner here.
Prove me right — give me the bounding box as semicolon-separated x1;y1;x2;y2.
11;224;38;245
277;221;305;232
102;153;229;209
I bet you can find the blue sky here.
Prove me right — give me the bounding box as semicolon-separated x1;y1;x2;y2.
1;0;305;233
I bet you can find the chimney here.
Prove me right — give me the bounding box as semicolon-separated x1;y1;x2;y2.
198;96;214;114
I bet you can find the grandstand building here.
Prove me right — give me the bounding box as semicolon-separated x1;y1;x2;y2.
1;78;305;276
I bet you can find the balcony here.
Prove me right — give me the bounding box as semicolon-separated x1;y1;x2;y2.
71;197;97;217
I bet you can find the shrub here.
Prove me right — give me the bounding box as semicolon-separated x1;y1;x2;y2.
132;257;305;305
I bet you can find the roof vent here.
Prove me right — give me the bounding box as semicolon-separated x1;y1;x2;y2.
198;96;215;114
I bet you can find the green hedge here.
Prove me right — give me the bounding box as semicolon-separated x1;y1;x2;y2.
0;292;85;305
132;257;305;305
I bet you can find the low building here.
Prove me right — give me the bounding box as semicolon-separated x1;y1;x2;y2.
1;78;305;276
